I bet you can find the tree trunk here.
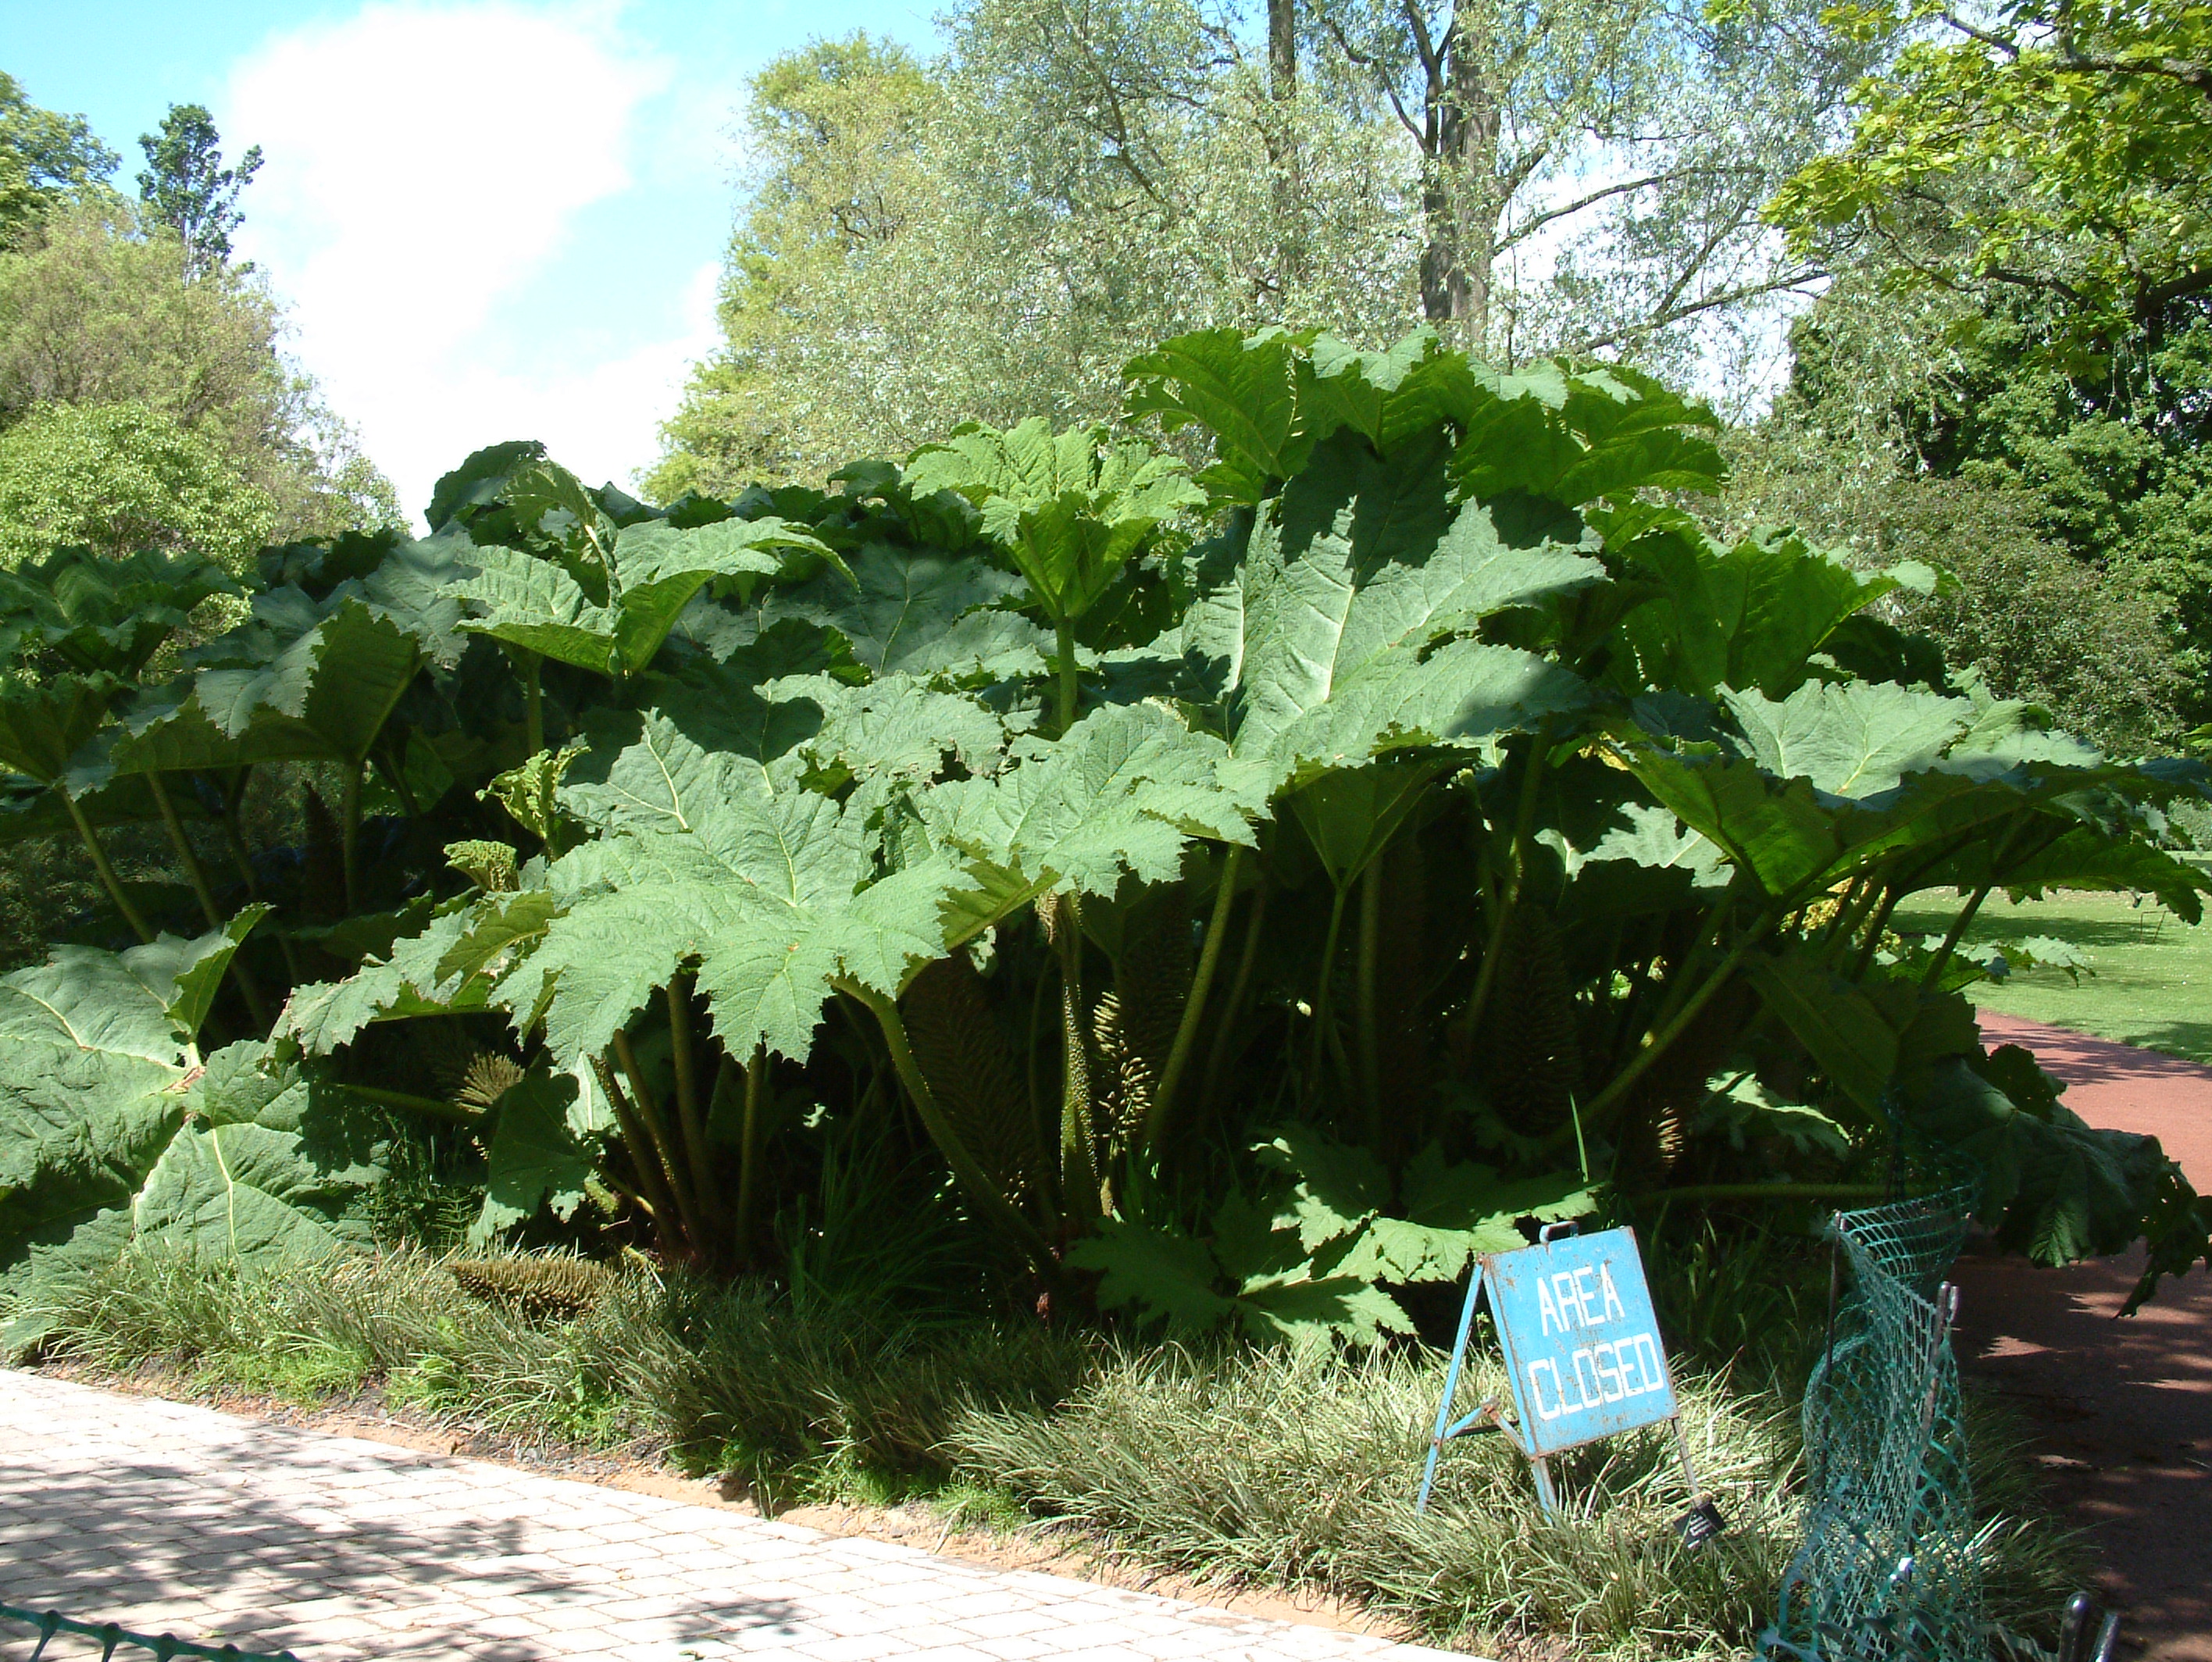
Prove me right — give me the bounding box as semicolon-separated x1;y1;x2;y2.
1269;0;1297;99
1419;5;1503;352
1267;0;1304;297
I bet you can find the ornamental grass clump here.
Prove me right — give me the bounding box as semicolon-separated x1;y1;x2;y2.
947;1338;2083;1661
949;1342;1798;1660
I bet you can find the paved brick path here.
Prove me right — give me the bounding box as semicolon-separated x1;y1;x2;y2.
1960;1014;2211;1662
0;1371;1460;1662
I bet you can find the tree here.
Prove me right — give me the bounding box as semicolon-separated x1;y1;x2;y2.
0;73;118;247
137;102;262;280
1303;0;1869;375
652;16;1422;497
654;0;1874;498
0;400;276;568
1724;276;2204;747
0;205;399;547
1768;0;2212;360
0;205;279;432
651;36;944;496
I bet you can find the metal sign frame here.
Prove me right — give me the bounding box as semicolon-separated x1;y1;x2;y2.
1417;1222;1703;1518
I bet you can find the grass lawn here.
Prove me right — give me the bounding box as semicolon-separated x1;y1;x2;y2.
1892;889;2212;1064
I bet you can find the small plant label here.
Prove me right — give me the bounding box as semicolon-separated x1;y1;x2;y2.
1418;1222;1711;1523
1483;1225;1679;1455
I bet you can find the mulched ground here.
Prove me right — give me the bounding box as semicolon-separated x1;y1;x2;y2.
1959;1014;2212;1662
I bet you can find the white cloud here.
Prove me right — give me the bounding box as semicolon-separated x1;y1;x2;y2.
223;2;722;519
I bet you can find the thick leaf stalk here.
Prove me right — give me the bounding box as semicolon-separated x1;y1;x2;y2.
1356;861;1385;1143
737;1044;766;1262
612;1029;710;1261
60;790;154;945
1201;878;1269;1118
148;774;273;1031
837;978;1063;1281
1308;883;1351;1103
1144;844;1243;1153
665;970;726;1255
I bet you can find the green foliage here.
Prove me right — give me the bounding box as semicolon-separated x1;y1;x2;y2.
0;915;386;1352
0;401;276;569
1072;1128;1593;1345
0;204;399;556
1730;281;2210;738
134;104;262;282
2;323;2206;1346
947;1336;2080;1660
1770;0;2212;359
0;73;118;247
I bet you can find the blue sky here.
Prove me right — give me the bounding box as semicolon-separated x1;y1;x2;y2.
2;0;944;519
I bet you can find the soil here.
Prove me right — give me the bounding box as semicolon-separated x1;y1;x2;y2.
1957;1014;2212;1662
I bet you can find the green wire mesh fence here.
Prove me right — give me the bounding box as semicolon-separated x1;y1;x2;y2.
1761;1182;1985;1662
0;1602;299;1662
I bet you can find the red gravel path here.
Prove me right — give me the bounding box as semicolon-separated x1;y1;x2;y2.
1958;1014;2212;1662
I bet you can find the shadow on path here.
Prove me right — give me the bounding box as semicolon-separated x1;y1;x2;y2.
1959;1011;2212;1662
0;1421;801;1661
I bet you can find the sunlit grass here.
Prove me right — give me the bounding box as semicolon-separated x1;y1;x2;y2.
1892;888;2212;1063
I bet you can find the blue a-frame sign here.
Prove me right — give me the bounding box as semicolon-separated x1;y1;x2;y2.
1418;1223;1704;1518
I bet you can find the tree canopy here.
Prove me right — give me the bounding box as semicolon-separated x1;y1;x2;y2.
1769;0;2212;359
651;0;1868;494
0;84;395;564
0;72;118;246
137;102;264;281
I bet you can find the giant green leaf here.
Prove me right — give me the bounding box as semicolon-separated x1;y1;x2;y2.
1265;637;1588;783
923;701;1255;897
1623;748;1848;900
0;676;124;785
0;547;241;678
448;515;829;678
773;544;1040;677
782;674;1008;787
904;419;1204;627
1746;950;1900;1114
0;940;384;1350
131;1121;370;1265
277;893;539;1052
0;1043;183;1240
1937;826;2212;923
1910;1049;2176;1264
472;1070;596;1240
0;948;180;1063
1297;328;1488;456
1232;1273;1413;1347
559;709;777;837
1618;528;1910;697
443;546;612;670
1065;1218;1236;1329
1206;429;1599;776
190;591;429;766
1450;360;1725;505
494;718;969;1064
1123;328;1308;505
1287;761;1447;888
1725;682;1975;801
119;908;270;1044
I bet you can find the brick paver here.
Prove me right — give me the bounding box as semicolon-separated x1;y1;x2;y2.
0;1371;1464;1662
